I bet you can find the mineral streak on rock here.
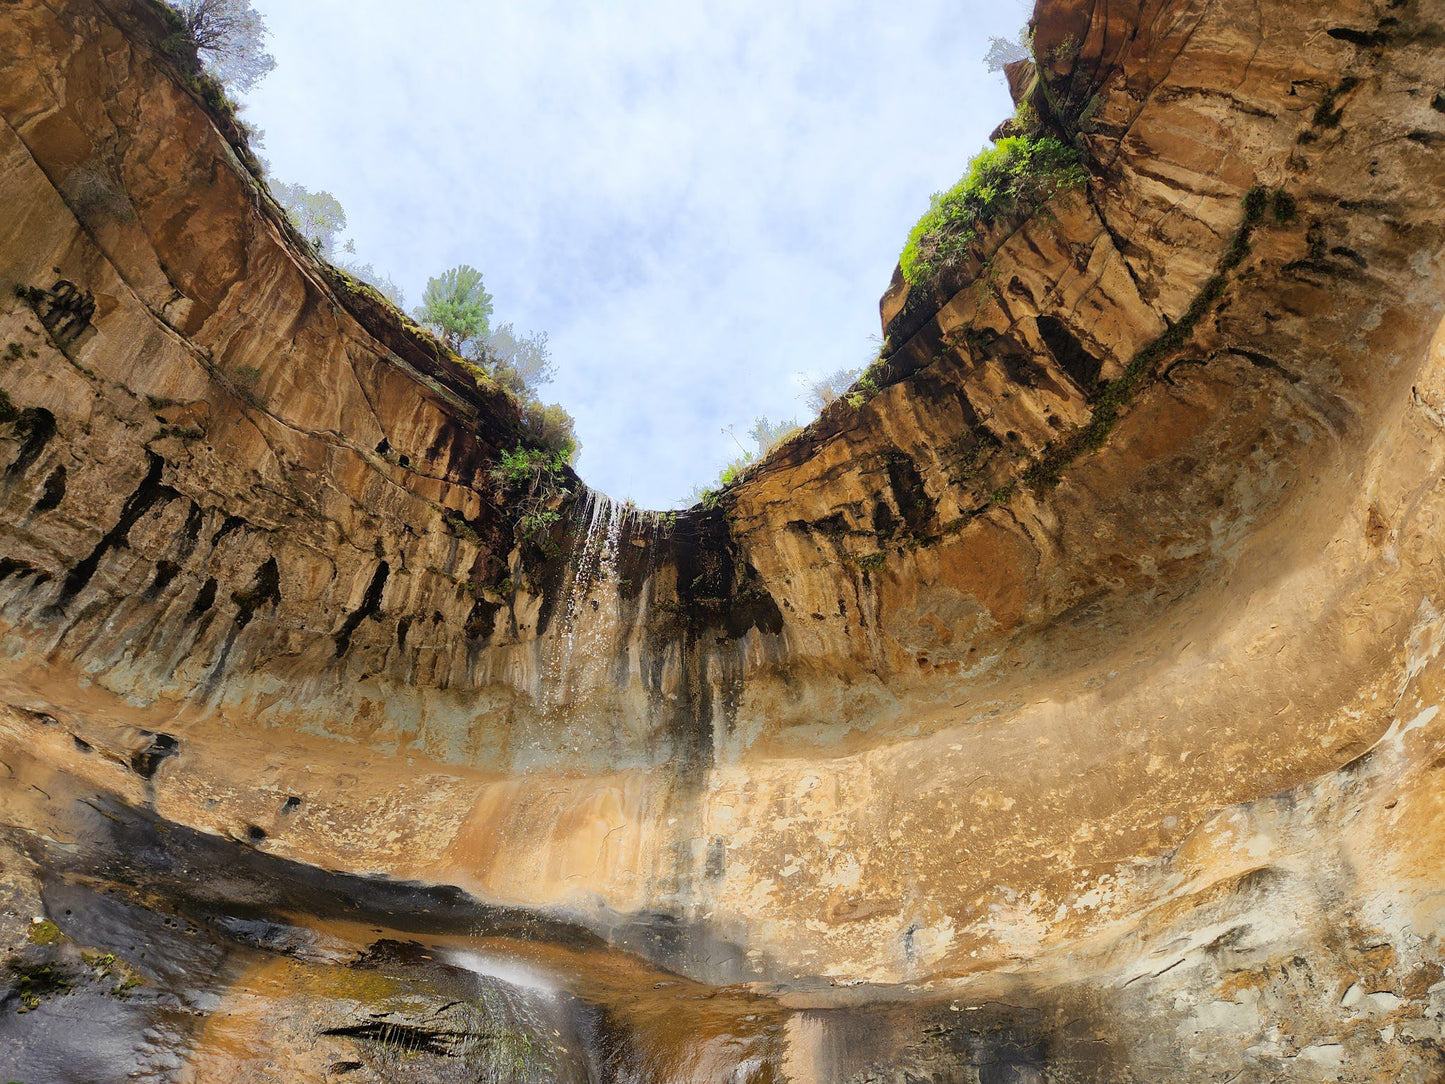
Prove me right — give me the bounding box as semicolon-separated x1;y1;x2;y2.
1;0;1444;1079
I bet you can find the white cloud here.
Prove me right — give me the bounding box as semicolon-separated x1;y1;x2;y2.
246;0;1026;506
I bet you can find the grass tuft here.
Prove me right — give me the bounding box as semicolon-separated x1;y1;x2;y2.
900;136;1086;288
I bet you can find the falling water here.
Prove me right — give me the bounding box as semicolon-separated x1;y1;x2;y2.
443;948;577;1082
540;491;626;714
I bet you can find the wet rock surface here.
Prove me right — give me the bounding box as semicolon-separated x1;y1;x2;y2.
1;0;1445;1078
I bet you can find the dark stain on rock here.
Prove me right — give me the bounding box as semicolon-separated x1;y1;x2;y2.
231;557;281;629
56;451;178;606
724;565;784;639
22;279;96;348
210;514;245;548
178;501;205;549
1223;346;1301;383
1037;314;1104;391
188;576;217;619
704;836;726;880
1330;244;1369;268
33;464;66;511
0;556;49;584
1327;25;1391;47
873;499;899;537
129;732;179;778
424;417;493;489
463;595;502;642
6;406;56;477
333;560;388;656
145;559;180;599
883;451;936;538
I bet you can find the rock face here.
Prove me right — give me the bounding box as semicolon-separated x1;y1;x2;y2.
1;0;1444;1079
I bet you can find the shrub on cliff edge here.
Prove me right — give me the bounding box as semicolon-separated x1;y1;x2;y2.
899;135;1086;288
166;0;275;94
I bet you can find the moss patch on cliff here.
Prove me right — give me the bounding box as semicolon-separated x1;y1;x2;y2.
1023;187;1272;492
24;920;61;946
900;136;1086;288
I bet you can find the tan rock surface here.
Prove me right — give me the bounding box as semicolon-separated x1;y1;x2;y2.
1;0;1444;1078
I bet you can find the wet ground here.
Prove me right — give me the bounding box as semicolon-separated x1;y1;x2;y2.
0;779;1124;1083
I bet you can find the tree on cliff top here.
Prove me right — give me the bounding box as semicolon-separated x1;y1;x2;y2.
270;181;347;256
984;28;1031;73
481;324;555;398
169;0;276;94
416;266;494;355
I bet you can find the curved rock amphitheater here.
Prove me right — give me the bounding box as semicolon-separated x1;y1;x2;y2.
2;0;1444;1079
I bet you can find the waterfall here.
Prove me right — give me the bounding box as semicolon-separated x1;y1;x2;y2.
540;491;624;714
445;948;589;1083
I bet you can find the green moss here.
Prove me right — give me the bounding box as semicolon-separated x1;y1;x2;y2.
946;426;1002;483
846;371;881;408
142;0;186;31
900;136;1087;288
1050;33;1081;67
1074;92;1105;133
458;357;493;390
442;508;483;545
25;920;61;946
81;951;145;997
161;30;195;61
854;552;886;571
8;958;70;1012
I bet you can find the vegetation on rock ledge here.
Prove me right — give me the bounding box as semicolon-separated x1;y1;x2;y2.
491;446;573;550
1022;186;1275;492
899;135;1086;288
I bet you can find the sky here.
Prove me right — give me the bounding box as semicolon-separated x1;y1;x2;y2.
244;1;1026;508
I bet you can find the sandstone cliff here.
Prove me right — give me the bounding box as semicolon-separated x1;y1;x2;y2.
2;0;1444;1079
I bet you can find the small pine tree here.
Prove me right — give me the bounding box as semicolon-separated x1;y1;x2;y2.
415;265;494;355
